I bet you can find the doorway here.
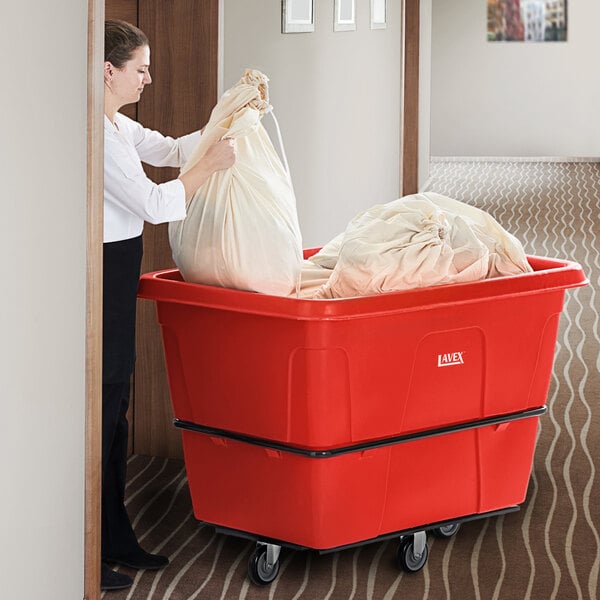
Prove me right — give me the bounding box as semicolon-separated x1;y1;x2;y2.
86;2;219;597
85;2;421;597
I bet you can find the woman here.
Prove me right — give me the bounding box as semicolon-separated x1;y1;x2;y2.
102;20;236;592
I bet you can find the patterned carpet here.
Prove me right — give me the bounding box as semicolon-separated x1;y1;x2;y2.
104;161;599;599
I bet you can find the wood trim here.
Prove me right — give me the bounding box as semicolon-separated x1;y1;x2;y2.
85;0;104;597
401;0;420;195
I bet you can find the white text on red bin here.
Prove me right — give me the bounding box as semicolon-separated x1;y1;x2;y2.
437;352;465;367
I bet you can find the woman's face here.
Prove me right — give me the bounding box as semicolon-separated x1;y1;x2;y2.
108;45;152;107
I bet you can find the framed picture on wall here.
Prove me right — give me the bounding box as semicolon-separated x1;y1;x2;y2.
487;0;568;42
334;0;356;32
282;0;315;33
371;0;386;29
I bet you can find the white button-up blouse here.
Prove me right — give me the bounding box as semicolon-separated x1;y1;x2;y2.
104;112;201;243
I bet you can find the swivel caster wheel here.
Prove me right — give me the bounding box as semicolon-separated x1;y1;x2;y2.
431;522;461;538
396;533;428;573
248;544;281;585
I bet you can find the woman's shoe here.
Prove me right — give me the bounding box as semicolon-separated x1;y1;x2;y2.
105;548;169;571
101;563;133;591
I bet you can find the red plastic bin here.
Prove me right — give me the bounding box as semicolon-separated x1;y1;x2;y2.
138;253;587;450
177;411;540;549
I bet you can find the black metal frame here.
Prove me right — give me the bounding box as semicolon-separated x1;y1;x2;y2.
173;406;546;458
207;505;520;554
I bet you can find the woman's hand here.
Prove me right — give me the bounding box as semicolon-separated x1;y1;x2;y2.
178;138;237;201
204;138;237;172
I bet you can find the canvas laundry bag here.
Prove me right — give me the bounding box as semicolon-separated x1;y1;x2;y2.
297;192;532;299
169;70;303;296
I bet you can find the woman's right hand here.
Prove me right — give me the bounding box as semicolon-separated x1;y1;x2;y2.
204;138;237;172
178;138;237;201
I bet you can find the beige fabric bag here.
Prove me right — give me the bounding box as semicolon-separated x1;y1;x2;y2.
169;70;303;296
298;192;532;299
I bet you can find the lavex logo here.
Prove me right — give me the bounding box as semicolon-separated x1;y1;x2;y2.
437;351;465;367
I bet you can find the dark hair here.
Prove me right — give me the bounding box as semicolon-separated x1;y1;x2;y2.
105;19;149;68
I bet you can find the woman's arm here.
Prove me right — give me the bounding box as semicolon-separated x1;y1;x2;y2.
117;113;200;168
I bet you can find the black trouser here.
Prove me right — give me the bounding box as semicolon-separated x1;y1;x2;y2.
101;235;143;560
101;381;138;558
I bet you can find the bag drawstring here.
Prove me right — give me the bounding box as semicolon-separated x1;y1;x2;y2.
264;104;302;297
264;105;291;181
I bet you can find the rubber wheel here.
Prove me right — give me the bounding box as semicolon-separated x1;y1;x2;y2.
396;536;429;573
431;523;461;538
248;546;280;585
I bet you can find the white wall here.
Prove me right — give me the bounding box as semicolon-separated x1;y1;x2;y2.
430;0;600;157
0;2;87;599
223;0;401;246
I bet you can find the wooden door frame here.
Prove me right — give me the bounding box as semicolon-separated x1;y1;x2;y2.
86;0;104;597
401;0;420;196
84;2;421;597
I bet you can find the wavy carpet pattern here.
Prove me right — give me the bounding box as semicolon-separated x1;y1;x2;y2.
104;160;599;599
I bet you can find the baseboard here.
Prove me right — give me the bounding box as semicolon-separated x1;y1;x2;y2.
431;156;600;163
